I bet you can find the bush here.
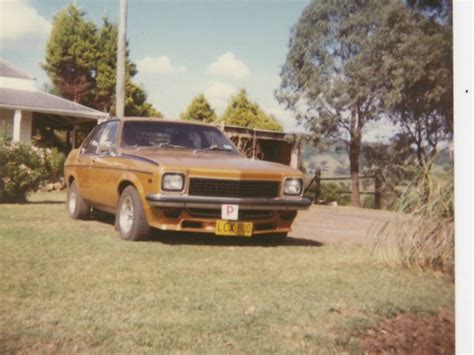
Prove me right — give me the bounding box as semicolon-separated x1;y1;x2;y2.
321;182;351;206
45;147;66;181
0;137;65;203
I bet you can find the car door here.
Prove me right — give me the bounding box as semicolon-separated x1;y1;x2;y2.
76;123;107;202
86;120;122;209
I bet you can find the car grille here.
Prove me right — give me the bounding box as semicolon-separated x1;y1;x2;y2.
188;178;280;198
188;208;274;220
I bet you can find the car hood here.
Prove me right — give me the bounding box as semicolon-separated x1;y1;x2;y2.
121;149;301;179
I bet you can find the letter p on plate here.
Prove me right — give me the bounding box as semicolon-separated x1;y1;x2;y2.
222;204;238;220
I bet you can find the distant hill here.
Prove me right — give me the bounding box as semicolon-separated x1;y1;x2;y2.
301;138;349;177
300;138;453;178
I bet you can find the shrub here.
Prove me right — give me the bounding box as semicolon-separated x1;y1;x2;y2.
0;137;65;203
45;147;66;181
321;182;351;206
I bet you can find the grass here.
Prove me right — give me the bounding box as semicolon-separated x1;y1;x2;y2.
0;192;454;353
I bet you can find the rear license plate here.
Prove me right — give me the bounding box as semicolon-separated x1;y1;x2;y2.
215;220;253;237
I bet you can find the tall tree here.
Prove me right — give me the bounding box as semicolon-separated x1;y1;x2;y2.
376;1;452;172
95;18;162;117
276;0;386;206
43;5;161;117
222;89;283;132
181;94;217;123
43;5;97;104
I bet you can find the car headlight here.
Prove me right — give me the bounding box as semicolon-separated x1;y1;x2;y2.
283;178;303;196
161;173;185;191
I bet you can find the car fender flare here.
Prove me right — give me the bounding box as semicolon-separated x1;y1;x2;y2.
117;172;148;204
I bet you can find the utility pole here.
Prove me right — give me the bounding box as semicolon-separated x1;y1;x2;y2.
115;0;127;118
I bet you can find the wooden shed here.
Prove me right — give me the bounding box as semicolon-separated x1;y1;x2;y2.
222;125;301;169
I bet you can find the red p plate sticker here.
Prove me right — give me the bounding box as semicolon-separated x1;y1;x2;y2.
221;204;238;220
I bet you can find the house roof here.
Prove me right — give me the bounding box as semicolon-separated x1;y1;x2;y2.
0;59;32;80
0;87;107;119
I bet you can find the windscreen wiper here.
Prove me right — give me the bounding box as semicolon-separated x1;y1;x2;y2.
137;142;191;151
193;144;233;153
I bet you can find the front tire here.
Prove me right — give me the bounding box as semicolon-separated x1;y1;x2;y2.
117;186;151;241
67;180;90;220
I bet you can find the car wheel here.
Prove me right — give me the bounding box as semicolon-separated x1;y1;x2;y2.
67;180;90;219
117;186;151;241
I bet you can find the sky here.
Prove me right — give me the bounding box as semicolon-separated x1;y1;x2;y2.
0;0;397;139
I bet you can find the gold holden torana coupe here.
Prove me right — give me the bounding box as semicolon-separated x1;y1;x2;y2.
65;118;311;242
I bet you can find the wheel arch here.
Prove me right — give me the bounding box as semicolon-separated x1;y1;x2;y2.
67;175;75;187
118;180;136;196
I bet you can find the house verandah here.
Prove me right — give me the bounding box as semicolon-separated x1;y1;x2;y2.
0;59;107;150
0;107;102;150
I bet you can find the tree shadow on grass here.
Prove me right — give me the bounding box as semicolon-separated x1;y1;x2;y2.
91;210;324;247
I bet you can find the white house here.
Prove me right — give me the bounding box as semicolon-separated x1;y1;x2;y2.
0;59;107;147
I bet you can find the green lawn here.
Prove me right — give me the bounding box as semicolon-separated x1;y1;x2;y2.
0;192;454;353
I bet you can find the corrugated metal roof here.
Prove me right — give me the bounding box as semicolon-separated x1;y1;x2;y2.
0;59;32;80
0;87;107;119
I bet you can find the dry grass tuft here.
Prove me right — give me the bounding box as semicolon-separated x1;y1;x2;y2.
372;171;454;275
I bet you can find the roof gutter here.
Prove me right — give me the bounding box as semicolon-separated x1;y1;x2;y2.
0;104;108;120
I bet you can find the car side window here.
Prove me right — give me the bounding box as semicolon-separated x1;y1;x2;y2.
83;124;106;154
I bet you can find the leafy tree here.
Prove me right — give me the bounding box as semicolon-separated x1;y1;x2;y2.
43;5;97;104
43;5;161;117
276;0;386;206
181;94;217;123
375;1;452;172
222;89;283;132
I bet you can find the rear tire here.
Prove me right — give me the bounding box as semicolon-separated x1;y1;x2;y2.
67;180;90;220
117;186;151;241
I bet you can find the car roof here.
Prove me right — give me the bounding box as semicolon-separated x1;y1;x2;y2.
109;117;218;128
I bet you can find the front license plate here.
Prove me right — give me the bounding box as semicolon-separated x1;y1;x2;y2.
215;220;253;237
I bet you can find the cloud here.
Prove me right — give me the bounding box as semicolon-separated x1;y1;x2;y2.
137;56;186;74
204;81;238;112
0;0;51;42
207;52;250;79
263;105;301;132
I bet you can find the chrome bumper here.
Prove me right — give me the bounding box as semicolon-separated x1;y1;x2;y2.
146;194;312;210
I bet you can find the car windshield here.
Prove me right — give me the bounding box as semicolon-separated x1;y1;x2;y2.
121;121;239;154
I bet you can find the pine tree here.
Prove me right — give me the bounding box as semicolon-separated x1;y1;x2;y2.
42;5;97;104
221;89;282;132
43;5;161;117
180;94;217;123
95;18;162;117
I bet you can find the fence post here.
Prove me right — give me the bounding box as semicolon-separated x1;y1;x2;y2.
374;173;385;209
314;169;321;204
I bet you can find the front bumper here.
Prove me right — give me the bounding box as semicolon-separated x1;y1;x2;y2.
145;194;312;210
